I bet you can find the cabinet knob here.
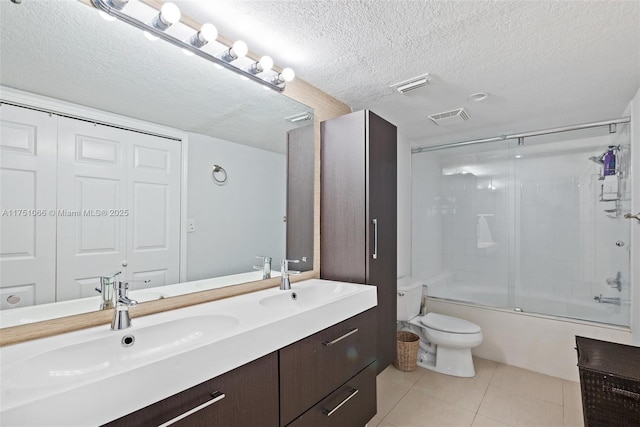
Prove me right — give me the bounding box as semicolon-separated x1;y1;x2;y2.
122;260;128;267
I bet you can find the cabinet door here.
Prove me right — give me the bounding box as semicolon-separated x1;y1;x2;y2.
103;352;279;427
320;111;366;283
286;364;376;427
366;111;398;373
279;308;376;426
0;104;57;307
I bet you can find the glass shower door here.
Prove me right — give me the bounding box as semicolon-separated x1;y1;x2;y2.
512;124;631;326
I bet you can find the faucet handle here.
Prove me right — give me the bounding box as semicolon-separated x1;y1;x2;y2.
281;259;301;275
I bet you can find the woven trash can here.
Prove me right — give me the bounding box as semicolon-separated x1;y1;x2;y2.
576;336;640;427
394;331;420;372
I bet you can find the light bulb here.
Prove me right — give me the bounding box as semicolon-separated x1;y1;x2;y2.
249;56;274;74
190;23;217;48
152;2;180;31
160;2;181;24
98;11;116;22
258;56;273;72
231;41;248;59
199;23;217;43
220;40;248;62
280;67;295;82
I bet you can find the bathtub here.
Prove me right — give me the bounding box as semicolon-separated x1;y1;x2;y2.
428;283;630;327
420;274;632;381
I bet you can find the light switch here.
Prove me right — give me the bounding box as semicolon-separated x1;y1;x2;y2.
187;218;196;233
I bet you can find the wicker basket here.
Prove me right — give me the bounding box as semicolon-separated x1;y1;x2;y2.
576;336;640;427
394;331;420;372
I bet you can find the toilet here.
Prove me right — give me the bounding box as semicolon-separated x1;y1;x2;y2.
397;277;483;377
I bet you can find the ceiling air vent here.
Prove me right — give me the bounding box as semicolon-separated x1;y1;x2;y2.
389;73;431;94
428;108;470;126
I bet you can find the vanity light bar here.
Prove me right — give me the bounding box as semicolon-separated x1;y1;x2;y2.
91;0;293;92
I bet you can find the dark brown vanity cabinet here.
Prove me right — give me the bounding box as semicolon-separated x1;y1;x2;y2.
101;311;378;427
103;352;279;427
320;110;398;373
279;308;377;426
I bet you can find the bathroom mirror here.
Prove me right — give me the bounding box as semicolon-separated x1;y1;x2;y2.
0;0;315;327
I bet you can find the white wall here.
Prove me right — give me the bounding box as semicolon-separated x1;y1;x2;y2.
411;151;443;280
186;133;286;281
397;133;412;278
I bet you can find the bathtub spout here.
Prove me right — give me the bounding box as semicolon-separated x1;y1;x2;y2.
594;294;620;305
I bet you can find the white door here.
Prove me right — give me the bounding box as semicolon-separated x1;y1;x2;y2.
56;117;181;300
0;104;57;308
126;131;181;290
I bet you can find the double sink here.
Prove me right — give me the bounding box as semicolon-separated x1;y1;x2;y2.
0;279;376;426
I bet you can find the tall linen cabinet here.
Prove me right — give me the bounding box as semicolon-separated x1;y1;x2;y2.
320;110;397;373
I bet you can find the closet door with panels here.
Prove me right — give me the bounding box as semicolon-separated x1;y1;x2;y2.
56;117;180;301
0;104;57;307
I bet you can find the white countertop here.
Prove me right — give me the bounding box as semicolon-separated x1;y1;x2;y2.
0;279;377;426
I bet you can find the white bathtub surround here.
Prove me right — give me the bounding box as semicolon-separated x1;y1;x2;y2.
427;297;631;382
397;132;412;279
0;279;376;426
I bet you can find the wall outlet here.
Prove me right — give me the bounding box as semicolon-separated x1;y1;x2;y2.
187;218;196;233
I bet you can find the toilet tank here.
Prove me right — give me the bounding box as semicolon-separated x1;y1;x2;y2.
397;277;424;321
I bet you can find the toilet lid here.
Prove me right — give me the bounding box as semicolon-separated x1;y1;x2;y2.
420;313;481;334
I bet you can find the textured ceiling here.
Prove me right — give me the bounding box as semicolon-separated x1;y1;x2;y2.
178;0;640;147
0;0;311;153
2;1;638;150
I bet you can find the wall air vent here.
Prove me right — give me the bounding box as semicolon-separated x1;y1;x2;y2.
428;108;470;126
389;73;431;94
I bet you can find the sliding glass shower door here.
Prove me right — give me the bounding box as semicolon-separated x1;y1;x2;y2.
411;122;631;326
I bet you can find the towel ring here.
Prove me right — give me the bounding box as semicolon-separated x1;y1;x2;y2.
212;165;228;185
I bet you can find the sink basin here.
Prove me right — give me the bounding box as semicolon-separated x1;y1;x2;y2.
259;281;361;311
2;315;239;390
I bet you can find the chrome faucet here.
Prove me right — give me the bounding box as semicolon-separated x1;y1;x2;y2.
254;256;272;279
606;271;622;291
111;280;138;330
95;271;121;310
594;294;621;305
280;259;300;290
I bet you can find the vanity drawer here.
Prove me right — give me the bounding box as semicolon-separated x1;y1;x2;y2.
279;307;377;426
103;352;278;427
287;364;377;427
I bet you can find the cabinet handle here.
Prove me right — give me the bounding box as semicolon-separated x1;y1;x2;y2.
322;388;359;416
372;218;378;259
158;391;225;427
322;327;358;346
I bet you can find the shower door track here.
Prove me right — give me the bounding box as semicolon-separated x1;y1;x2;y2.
412;116;631;153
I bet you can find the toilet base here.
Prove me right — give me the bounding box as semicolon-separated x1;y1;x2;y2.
416;347;476;378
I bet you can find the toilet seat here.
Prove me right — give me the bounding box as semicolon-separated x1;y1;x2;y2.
420;313;480;334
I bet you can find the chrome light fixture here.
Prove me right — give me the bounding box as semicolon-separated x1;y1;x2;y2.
91;0;294;91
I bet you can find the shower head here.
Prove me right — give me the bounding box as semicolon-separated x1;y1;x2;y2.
589;155;604;165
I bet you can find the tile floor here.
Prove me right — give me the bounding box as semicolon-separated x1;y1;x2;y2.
368;358;584;427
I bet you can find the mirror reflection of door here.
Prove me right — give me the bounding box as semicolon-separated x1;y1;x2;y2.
286;124;314;272
0;104;181;307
